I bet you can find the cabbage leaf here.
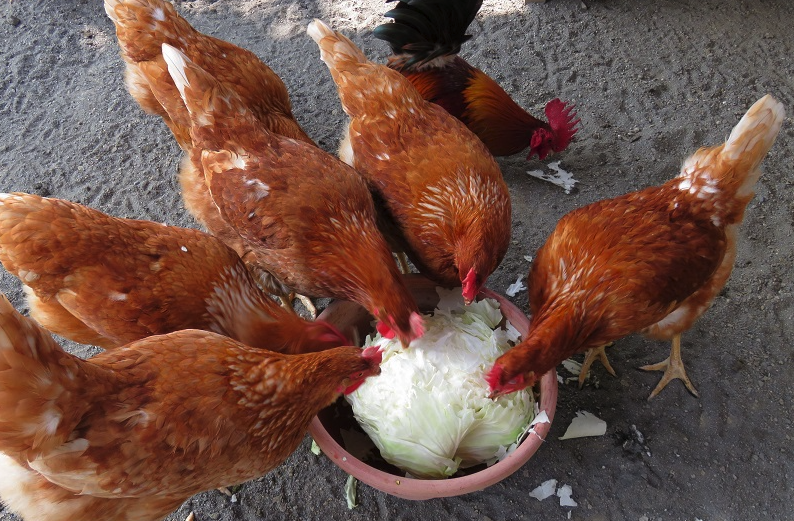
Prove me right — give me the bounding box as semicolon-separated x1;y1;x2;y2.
347;292;535;479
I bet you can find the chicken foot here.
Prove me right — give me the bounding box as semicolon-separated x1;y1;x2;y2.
640;334;699;399
279;293;318;320
249;265;318;319
578;342;617;388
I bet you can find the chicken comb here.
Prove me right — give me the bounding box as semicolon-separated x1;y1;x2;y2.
409;311;425;339
461;267;478;304
361;344;384;366
485;363;528;398
375;320;397;340
374;0;483;69
544;98;581;153
484;363;504;392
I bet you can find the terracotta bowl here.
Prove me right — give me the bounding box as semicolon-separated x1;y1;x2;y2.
308;274;558;500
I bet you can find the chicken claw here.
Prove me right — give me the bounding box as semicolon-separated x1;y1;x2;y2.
578;342;617;388
280;293;317;320
640;334;699;399
249;266;317;319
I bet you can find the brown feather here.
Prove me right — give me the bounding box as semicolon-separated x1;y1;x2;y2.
105;0;313;262
0;193;348;354
161;43;423;345
309;20;511;301
0;296;379;521
489;95;785;394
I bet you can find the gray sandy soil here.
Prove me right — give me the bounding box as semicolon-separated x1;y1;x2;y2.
1;0;793;519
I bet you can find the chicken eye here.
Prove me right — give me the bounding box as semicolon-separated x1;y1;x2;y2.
354;371;364;378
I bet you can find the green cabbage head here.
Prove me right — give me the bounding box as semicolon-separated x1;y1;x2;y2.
347;290;535;479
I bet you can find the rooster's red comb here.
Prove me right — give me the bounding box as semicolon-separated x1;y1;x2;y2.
544;98;581;153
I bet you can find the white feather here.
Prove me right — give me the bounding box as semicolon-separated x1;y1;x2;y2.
161;43;190;101
724;94;785;162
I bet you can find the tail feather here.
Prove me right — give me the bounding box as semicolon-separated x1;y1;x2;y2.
0;193;116;287
162;44;192;103
104;0;192;62
307;19;368;74
161;43;249;148
161;43;267;196
723;94;785;166
679;94;784;220
374;0;483;68
0;295;90;458
0;193;73;281
105;0;197;147
308;20;424;117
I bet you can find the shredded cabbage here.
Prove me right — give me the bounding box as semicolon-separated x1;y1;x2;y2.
347;289;535;479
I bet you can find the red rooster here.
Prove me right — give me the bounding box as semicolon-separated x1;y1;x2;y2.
487;95;784;399
373;0;580;160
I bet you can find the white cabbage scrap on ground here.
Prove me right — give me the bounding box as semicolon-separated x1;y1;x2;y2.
345;475;357;509
529;479;558;501
529;479;578;508
527;161;578;193
506;276;526;297
559;411;607;440
557;484;578;507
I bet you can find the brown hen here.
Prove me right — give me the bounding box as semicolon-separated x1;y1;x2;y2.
104;0;313;261
308;19;511;305
0;192;348;353
0;294;381;521
158;44;424;346
488;95;784;399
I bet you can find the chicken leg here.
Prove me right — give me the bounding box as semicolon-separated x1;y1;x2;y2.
578;343;617;388
248;264;318;319
396;252;411;274
281;292;318;320
640;334;699;399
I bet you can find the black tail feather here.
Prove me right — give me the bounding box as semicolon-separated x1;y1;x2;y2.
373;0;483;68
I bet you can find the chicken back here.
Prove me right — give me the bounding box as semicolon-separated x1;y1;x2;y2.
105;0;313;258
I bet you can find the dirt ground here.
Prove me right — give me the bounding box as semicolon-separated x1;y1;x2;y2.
1;0;793;519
